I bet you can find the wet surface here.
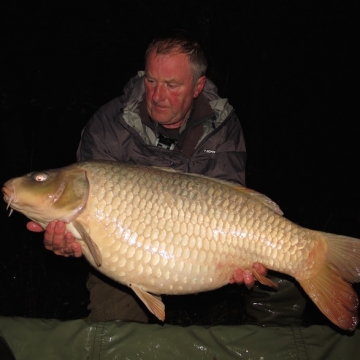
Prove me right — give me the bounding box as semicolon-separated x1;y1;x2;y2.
1;1;359;325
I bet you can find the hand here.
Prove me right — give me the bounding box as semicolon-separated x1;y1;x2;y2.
230;262;268;288
27;221;83;258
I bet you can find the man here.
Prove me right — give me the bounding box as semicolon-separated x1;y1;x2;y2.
28;31;303;324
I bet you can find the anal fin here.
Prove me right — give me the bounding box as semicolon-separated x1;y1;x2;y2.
129;283;165;321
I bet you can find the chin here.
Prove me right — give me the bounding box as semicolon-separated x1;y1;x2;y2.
152;113;173;124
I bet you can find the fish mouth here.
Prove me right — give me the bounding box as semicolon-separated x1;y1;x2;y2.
2;185;16;212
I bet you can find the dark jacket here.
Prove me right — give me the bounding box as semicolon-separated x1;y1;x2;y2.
77;71;246;185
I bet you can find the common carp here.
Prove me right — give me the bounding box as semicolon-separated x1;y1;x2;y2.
3;160;360;330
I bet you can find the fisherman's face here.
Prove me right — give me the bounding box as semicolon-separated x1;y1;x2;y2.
144;50;206;129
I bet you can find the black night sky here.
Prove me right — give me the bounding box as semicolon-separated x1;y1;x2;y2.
1;1;359;326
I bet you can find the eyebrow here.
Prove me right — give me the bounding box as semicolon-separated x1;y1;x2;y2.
145;73;181;85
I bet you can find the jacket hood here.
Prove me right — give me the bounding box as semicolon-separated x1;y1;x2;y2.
119;72;234;150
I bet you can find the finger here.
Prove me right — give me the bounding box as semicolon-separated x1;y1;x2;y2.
53;249;71;257
230;268;244;284
52;222;67;248
64;231;76;245
62;233;83;257
55;237;75;257
63;233;76;255
253;262;268;276
71;242;83;258
44;222;57;249
26;221;44;232
243;269;256;289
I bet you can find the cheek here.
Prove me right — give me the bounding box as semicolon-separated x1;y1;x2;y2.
166;96;182;112
168;93;191;111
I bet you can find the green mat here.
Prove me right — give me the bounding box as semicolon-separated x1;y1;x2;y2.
0;316;358;359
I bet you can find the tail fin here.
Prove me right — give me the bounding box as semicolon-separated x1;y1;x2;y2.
299;232;360;331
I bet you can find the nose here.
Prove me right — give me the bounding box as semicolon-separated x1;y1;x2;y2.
152;83;166;104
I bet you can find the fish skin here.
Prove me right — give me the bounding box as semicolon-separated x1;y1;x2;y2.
2;160;360;330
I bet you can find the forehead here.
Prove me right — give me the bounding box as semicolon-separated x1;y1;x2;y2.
145;50;193;78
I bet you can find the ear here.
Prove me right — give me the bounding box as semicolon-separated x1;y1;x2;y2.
193;76;206;98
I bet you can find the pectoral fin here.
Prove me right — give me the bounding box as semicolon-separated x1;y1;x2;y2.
129;283;165;321
73;220;102;267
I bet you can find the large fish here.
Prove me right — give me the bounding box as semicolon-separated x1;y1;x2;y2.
3;160;360;330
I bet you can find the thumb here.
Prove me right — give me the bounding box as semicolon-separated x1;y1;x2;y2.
26;221;44;232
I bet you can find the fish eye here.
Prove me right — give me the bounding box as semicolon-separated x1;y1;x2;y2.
31;172;49;182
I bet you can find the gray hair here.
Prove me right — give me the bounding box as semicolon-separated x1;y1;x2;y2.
145;30;208;84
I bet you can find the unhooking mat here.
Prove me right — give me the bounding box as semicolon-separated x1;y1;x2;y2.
0;316;358;359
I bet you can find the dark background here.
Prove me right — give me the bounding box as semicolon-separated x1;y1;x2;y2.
1;1;359;327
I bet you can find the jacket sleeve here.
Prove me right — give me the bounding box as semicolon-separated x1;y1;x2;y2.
76;99;124;162
77;74;144;162
190;112;247;186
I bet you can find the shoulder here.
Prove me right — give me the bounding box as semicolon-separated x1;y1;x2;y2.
92;72;146;121
202;78;221;102
201;78;237;126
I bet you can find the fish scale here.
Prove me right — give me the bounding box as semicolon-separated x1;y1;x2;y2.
3;160;360;330
79;162;313;290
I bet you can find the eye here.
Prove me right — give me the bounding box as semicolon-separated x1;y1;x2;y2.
31;172;49;182
145;78;155;86
167;83;179;90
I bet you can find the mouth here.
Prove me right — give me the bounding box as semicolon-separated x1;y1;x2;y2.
2;186;15;214
152;104;168;111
